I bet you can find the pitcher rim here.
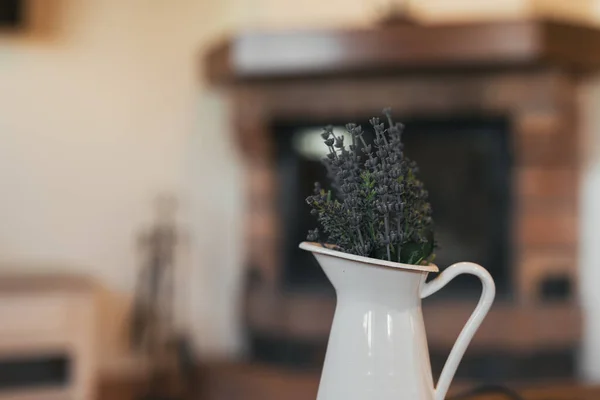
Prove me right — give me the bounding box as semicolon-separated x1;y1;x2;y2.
299;241;439;273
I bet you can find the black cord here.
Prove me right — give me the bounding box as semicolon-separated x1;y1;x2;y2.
448;384;525;400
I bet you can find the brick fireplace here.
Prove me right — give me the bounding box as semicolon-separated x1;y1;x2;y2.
206;20;600;383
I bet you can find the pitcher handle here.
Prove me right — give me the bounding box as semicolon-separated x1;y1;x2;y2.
421;262;496;400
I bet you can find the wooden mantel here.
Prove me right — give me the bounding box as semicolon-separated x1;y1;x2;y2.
205;19;600;83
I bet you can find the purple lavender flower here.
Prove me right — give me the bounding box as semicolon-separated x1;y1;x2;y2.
306;109;435;265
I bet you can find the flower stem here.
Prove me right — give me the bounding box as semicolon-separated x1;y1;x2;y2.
396;215;402;262
384;214;391;261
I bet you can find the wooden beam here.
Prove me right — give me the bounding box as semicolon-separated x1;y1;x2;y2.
205;20;600;83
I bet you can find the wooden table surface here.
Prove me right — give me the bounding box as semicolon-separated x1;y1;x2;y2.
98;362;600;400
197;363;600;400
452;385;600;399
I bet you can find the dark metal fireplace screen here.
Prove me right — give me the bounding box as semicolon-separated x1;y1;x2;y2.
275;116;512;298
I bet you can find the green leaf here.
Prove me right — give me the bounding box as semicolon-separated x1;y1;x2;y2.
400;230;435;265
400;242;423;264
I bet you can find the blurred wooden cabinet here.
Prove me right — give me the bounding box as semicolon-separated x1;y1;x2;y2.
0;275;97;400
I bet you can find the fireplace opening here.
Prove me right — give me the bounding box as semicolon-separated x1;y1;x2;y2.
0;353;70;391
275;115;513;298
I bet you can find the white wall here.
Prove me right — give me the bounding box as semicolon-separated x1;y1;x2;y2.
579;77;600;382
0;0;245;370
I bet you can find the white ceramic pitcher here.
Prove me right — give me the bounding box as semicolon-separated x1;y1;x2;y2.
300;242;495;400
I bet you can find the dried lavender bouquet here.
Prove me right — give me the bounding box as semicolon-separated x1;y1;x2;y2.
306;108;435;265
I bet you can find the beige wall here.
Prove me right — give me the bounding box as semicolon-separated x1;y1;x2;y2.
234;0;600;28
0;0;245;372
